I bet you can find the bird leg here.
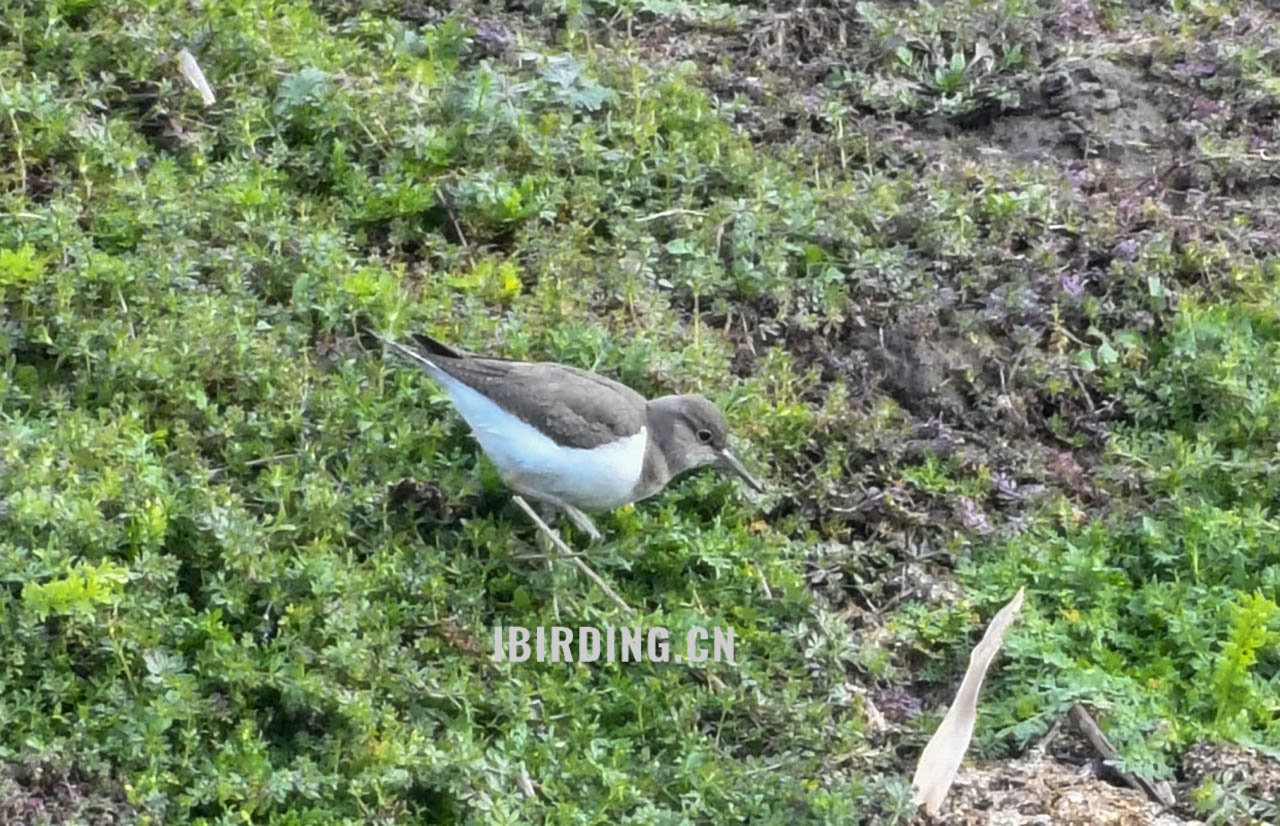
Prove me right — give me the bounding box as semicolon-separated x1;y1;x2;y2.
510;495;631;614
525;496;603;545
559;504;603;544
520;502;599;555
535;502;557;548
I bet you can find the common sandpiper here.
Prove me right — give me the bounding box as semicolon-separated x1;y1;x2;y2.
377;332;764;540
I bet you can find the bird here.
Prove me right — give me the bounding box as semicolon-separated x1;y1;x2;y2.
376;332;764;541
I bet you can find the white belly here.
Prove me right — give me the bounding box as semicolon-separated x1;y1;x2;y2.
428;367;647;511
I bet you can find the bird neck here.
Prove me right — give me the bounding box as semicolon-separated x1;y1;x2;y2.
633;397;702;502
631;437;670;504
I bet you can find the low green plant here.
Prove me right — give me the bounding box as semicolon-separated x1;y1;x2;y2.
4;0;1280;819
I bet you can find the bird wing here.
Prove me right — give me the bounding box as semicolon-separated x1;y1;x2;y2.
379;333;648;450
433;358;648;450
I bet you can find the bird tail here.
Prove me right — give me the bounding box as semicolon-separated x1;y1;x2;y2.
408;333;466;360
368;330;449;373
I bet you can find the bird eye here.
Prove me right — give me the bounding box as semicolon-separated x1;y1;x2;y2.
697;429;713;444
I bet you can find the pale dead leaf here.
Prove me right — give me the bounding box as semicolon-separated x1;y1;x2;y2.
177;48;215;106
912;587;1025;815
971;38;995;73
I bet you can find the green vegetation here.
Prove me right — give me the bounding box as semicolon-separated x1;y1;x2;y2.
2;0;1279;822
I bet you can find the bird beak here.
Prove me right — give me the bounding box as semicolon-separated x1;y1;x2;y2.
717;449;764;493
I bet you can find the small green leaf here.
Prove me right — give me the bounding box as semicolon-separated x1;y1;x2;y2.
274;67;331;115
0;244;46;288
23;560;129;622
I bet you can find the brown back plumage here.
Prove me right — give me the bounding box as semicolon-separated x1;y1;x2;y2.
406;333;648;450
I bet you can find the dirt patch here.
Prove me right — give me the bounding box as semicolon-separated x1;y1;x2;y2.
0;763;138;825
1179;742;1280;825
759;294;1111;551
677;5;1280;553
974;56;1173;179
854;327;986;419
908;734;1280;825
917;752;1197;826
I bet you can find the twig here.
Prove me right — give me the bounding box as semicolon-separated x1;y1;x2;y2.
116;286;136;339
511;549;589;560
8;109;26;195
1069;704;1175;807
1072;370;1097;413
744;761;785;776
512;495;632;615
207;453;299;477
756;566;773;600
435;185;476;268
635;208;707;223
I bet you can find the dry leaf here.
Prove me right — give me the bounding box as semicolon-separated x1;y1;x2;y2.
177;48;216;106
516;769;536;799
971;38;995;73
911;587;1026;815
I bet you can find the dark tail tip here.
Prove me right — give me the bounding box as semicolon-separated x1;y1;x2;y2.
409;333;465;360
